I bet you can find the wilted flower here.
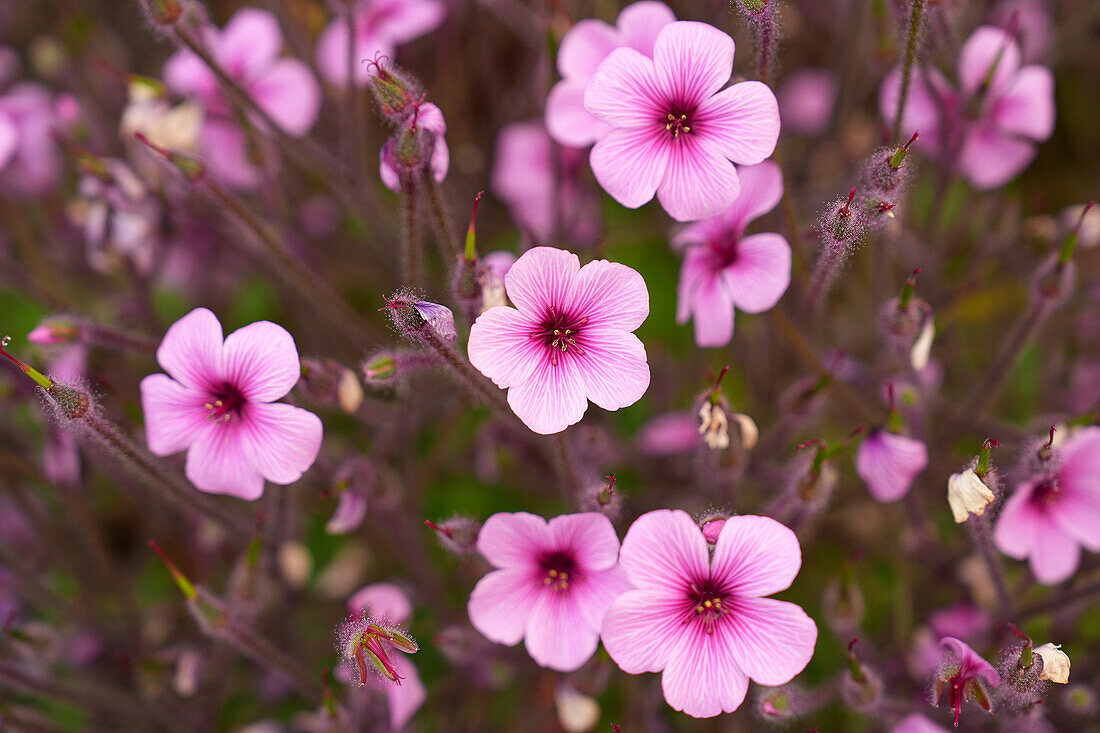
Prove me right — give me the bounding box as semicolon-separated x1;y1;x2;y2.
1033;643;1070;684
947;468;995;523
934;637;1000;727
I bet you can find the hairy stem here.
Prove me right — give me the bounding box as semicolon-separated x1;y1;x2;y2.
401;173;424;288
892;0;926;143
423;170;463;260
967;513;1013;616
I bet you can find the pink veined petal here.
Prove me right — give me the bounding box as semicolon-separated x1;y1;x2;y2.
879;66;952;157
958;124;1035;190
375;0;446;45
156;307;224;392
722;160;784;235
524;588;601;672
568;565;632;631
652;21;734;110
467;567;540;646
993;65;1055;141
220;320;302;402
348;582;411;623
583;47;665;129
693;81;780;165
506;351;588;434
0;114;18;169
476;512;549;568
199;117;263;189
656;134;740;222
722;232;791;313
139;374;210;456
1052;486;1100;552
618;509;709;591
545;80;612;148
1028;518;1081;585
711;515;802;597
237;402;323;485
941;637;1000;688
957;26;1022;97
601;587;688;673
217;8;284;82
992;482;1040;560
383;657;426;730
589;125;672;210
249;58;321;137
854;431;928;502
617;1;677;57
675;244;725;322
467;306;544;389
502;246;580;317
722;596;817;685
671;216;726;251
661;623;750;718
546;513;622;572
163;49;218;104
1057;426;1100;488
556;19;620;80
571;258;649;331
185;422;266;500
688;272;736;348
572;327;650;412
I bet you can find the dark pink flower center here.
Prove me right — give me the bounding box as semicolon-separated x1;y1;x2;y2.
539;550;577;592
204;383;246;423
706;238;739;268
529;306;588;366
663;105;695;139
686;579;730;635
1029;478;1060;507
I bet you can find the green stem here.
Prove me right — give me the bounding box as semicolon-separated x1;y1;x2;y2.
893;0;926;143
423;169;463;260
401;173;424;288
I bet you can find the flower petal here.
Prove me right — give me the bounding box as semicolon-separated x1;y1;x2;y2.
221;320;302;402
348;582;411;622
200;117;263;189
652;21;734;109
503;246;581;315
546;513;622;571
711;515;802;597
571;257;649;331
618;509;709;592
958;124;1035;190
721;160;784;235
156;307;223;392
574;327;650;412
556;19;619;80
0;113;18;169
546;80;612;148
693;81;780;165
315;20;391;87
957;26;1022;97
601;587;686;673
467;306;543;389
583;47;664;128
656;135;739;222
374;0;445;45
218;9;283;82
589;125;671;210
185;422;266;500
722;232;791;313
249;58;321;137
468;567;539;646
476;511;548;568
722;596;817;685
854;430;928;502
383;657;426;730
878;66;952;157
506;351;588;434
569;565;632;630
689;272;736;347
238;402;323;485
617;1;677;56
525;587;601;672
163;49;218;103
1028;519;1081;585
993;65;1054;141
140;374;210;455
661;624;750;718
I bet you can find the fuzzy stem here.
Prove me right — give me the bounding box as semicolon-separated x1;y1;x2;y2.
805;243;847;317
552;431;586;496
967;513;1013;616
753;9;777;86
772;148;808;276
423;169;463;260
400;173;424;288
892;0;926;143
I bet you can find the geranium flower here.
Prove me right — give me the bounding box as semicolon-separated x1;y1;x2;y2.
601;510;817;718
545;0;676;148
316;0;445;87
993;427;1100;584
583;21;780;221
140;307;323;500
673;161;790;346
880;25;1054;190
467;246;650;435
855;428;929;502
467;512;630;672
0;82;64;196
163;8;322;188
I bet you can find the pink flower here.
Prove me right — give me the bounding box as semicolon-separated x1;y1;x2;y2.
545;1;676;148
0;82;64;197
673;161;791;346
316;0;445;88
855;429;929;503
989;1;1052;63
935;637;1000;727
892;713;950;733
583;21;780;222
778;68;838;137
163;8;322;188
467;512;630;672
993;427;1100;584
378;102;448;192
140;307;323;500
601;510;817;718
467;246;650;435
636;411;700;456
880;25;1054;190
928;603;991;643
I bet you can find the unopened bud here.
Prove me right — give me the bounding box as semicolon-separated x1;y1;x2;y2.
366;59;421;123
145;0;183;24
381;293;456;342
28;320;80;345
299;358;363;414
337;614;418;687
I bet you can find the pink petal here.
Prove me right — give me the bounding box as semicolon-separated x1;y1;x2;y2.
618;509;709;591
546;513;621;572
491;121;555;238
722;232;791;313
546;80;611;148
636;412;701;455
958;124;1035;190
315;20;391;87
652;22;733;110
583;47;664;129
568;565;632;630
721;160;784;236
957;26;1022;97
992;481;1040;560
722;596;817;685
891;713;951;733
348;582;411;622
467;306;543;389
325;487;367;535
1028;518;1081;585
506;351;588;434
993;65;1054;141
238;402;323;485
221;320;302;402
374;0;446;45
687;271;735;347
572;258;649;331
711;514;802;597
476;512;548;568
467;567;539;645
589;125;671;210
656;135;740;222
378;139;400;192
854;430;929;502
694;81;780;165
140;374;209;455
502;246;580;316
617;1;677;56
0;114;17;169
661;625;750;718
163;49;218;104
574;327;650;411
524;589;601;671
185;422;266;500
156;307;224;392
879;66;952;157
778;68;838;137
1053;487;1100;552
249;58;321;137
200;117;263;189
217;8;283;81
556;19;619;80
601;587;686;673
1058;426;1100;486
383;656;426;730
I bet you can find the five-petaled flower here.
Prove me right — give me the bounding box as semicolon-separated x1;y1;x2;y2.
140;307;323;500
467;246;650;435
601;510;817;718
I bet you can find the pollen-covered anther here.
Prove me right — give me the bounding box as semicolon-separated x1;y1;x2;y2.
665;113;691;137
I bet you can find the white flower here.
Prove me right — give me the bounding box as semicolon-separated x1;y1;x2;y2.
555;681;600;733
1034;643;1070;684
948;468;995;523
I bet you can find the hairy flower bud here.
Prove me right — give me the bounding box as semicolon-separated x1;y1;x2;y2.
366;60;423;124
424;516;479;555
381;293;457;342
299;358;364;414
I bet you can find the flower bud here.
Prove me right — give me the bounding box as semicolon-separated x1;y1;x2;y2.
381;293;457;342
27;320;80;345
144;0;183;25
698;512;728;544
424;516;479;555
366;60;422;124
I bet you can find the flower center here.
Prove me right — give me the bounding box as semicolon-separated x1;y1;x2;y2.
539;551;577;592
204;383;246;423
1030;478;1060;506
665;109;693;138
529;306;588;366
687;580;729;634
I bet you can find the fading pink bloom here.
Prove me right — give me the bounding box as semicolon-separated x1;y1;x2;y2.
163;8;322;188
467;512;631;672
778;68;838;137
673;161;790;346
935;637;1000;727
467;246;650;434
602;510;817;718
989;1;1052;63
928;603;991;643
993;427;1100;584
584;21;780;222
325;486;368;535
379;102;448;192
546;1;676;147
855;429;929;502
880;26;1054;190
316;0;445;87
0;82;64;196
892;713;950;733
636;411;700;456
140;307;323;500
